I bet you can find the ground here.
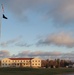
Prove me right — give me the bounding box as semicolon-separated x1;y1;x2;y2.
0;68;74;75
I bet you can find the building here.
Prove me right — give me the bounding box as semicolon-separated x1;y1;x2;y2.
1;58;41;68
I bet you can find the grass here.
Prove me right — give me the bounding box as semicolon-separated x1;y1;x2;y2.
0;67;74;75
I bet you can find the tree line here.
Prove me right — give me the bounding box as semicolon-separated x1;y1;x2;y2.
41;59;73;68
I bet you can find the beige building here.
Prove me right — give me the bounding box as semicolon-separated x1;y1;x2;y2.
1;58;41;68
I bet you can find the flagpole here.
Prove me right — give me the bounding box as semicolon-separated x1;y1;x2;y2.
0;4;2;49
0;18;1;38
0;22;1;51
0;4;4;49
0;4;2;50
0;4;8;48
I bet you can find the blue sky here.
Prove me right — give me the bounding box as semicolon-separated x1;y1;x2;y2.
0;0;74;60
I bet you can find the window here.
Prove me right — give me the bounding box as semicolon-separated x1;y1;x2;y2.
13;60;15;62
3;60;4;62
17;63;19;65
2;64;4;65
9;64;10;65
38;64;40;65
35;60;37;62
26;60;28;62
5;64;7;65
32;64;34;65
38;60;40;62
26;63;28;65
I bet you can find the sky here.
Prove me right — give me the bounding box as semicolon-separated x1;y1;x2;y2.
0;0;74;60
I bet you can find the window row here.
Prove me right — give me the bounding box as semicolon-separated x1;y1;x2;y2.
2;60;30;63
2;63;30;66
32;60;41;62
32;64;40;65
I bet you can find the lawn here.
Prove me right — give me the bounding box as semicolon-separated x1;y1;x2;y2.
0;68;74;75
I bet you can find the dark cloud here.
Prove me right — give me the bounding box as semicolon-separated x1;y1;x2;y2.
36;32;74;48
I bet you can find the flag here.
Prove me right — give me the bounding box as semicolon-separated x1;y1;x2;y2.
1;4;8;19
3;14;8;19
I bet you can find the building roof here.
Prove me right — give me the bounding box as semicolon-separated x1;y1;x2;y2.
9;58;33;60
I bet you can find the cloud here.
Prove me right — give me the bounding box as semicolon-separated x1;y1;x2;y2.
36;32;74;48
12;50;30;58
60;52;74;60
0;36;22;47
1;0;74;24
12;50;62;58
0;36;33;48
0;50;74;61
12;50;74;60
0;50;61;59
0;50;10;59
45;0;74;25
15;42;33;47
